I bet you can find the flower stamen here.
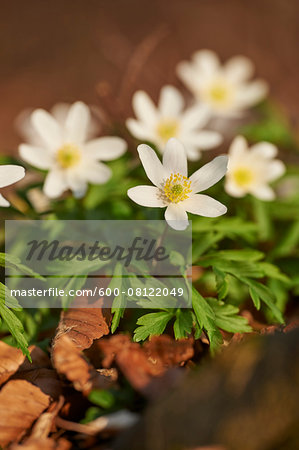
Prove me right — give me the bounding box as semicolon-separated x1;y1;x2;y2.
57;143;81;169
204;80;233;106
163;173;192;203
157;120;179;143
233;167;254;187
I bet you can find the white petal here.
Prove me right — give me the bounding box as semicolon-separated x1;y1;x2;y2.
126;119;154;141
0;165;25;188
137;144;166;187
250;185;275;201
65;171;88;197
43;170;68;198
132;91;158;127
193;50;220;75
65;101;90;144
224;179;247;198
158;85;184;117
165;204;189;230
19;144;53;169
189;155;228;193
83;161;112;184
235;80;268;108
250;142;278;159
180;104;211;131
0;193;10;207
227;135;248;166
84;137;127;161
183;131;222;149
31;109;62;150
224;56;254;82
162;138;187;177
176;62;199;93
266;160;286;182
127;186;165;207
183;194;227;217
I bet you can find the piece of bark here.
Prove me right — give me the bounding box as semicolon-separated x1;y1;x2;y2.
114;328;299;450
52;335;114;394
0;380;50;447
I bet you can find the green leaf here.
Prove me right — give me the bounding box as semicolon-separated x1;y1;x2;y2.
206;297;252;333
133;311;174;342
203;249;264;263
258;262;290;283
0;302;30;359
0;252;44;280
110;263;125;334
192;287;223;353
169;251;185;267
173;309;193;339
88;390;115;409
249;286;261;310
200;259;264;279
192;217;258;242
251;197;273;241
241;278;284;324
192;232;224;261
270;221;299;258
0;282;22;309
214;268;229;301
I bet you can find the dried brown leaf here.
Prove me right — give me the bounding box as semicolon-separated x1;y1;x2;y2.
144;335;194;367
10;397;71;450
0;341;26;386
0;380;50;447
10;437;71;450
52;335;114;394
52;305;110;351
94;334;194;394
6;345;63;399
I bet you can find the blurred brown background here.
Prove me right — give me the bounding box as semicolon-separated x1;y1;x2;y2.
0;0;298;155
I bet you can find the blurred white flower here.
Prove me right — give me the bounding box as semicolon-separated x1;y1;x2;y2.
225;136;285;200
127;138;228;230
16;102;100;147
126;86;222;161
177;50;268;117
0;165;25;207
19;101;127;199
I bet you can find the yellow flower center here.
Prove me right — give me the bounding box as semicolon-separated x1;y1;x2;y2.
56;143;81;169
163;173;192;203
157;120;179;143
205;80;233;106
233;168;254;187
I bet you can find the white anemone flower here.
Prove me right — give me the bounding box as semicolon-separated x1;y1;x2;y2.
0;165;25;207
225;136;286;200
16;102;100;147
19;101;127;199
127;138;228;230
126;85;222;161
177;50;268;117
